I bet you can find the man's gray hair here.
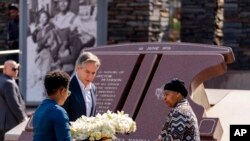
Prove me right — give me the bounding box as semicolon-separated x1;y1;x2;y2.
75;51;101;68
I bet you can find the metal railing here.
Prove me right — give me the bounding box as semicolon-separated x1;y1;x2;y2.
0;49;20;69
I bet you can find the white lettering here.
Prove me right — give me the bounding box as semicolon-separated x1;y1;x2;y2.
162;46;171;50
241;129;247;136
234;129;241;136
234;129;247;136
146;46;159;51
138;47;144;51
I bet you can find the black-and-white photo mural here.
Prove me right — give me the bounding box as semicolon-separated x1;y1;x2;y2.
26;0;99;103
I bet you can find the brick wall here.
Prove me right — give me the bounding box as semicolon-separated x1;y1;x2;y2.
108;0;250;70
108;0;169;43
181;0;250;70
181;0;216;44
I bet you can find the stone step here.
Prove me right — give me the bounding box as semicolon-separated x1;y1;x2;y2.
205;89;250;141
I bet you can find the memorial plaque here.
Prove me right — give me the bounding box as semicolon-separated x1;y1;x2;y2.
85;42;234;141
93;54;141;114
18;42;234;141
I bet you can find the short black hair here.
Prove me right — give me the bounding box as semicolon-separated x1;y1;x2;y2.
8;4;18;11
44;70;70;95
164;78;188;97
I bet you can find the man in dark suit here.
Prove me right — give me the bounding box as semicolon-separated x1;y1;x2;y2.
0;60;27;141
62;51;101;121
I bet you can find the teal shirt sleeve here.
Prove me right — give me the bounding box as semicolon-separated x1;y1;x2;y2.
51;106;71;141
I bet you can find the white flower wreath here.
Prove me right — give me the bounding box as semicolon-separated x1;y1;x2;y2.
70;110;137;141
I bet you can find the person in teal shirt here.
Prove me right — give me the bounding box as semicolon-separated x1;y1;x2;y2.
33;70;71;141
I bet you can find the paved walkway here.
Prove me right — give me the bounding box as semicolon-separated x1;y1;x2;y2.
205;89;250;141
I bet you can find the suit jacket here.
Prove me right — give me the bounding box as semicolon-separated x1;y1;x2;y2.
62;75;96;121
0;74;26;130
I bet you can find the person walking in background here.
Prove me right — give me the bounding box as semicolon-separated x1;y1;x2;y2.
0;60;27;141
62;51;101;121
156;78;200;141
33;70;71;141
6;4;19;62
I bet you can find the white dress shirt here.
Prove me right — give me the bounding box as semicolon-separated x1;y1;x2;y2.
76;75;93;117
